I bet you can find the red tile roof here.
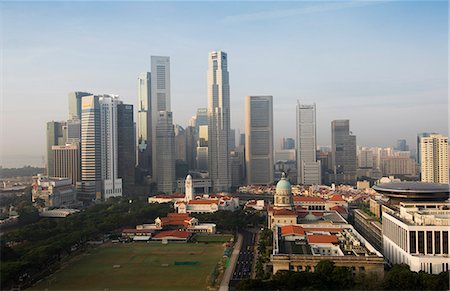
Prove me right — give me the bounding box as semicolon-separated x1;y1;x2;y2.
153;230;192;239
330;205;348;214
294;196;325;203
160;213;194;227
188;199;219;205
273;209;297;216
307;234;339;244
281;225;305;236
122;228;154;234
329;194;345;202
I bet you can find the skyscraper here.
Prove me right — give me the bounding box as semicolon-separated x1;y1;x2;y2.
296;103;321;185
52;143;80;186
137;72;152;174
208;51;231;191
417;132;437;165
330;120;357;185
395;139;409;151
195;108;208;131
150;56;172;188
46;121;67;176
281;138;295;150
99;95;123;199
79;95;102;201
155;111;176;193
245;95;274;185
420;134;449;184
68;91;92;119
117;103;135;196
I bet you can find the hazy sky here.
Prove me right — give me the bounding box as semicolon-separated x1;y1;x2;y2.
1;1;448;167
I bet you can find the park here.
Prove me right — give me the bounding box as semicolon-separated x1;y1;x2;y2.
31;236;232;290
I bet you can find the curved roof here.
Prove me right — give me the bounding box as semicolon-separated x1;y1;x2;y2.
373;182;449;193
373;182;449;201
276;173;292;191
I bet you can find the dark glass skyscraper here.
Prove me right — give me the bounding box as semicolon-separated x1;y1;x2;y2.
118;103;135;196
330;120;357;185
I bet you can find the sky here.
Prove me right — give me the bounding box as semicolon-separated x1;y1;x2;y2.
0;0;448;167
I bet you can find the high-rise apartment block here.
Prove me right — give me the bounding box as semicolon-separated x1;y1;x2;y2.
296;103;321;185
208;51;231;191
417;132;437;165
330;120;357;185
245;95;274;185
420;134;449;184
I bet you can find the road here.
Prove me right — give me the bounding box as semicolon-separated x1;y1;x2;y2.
229;229;256;290
219;233;243;291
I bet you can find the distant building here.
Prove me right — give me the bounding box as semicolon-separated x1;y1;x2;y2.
137;72;152;174
420;134;448;184
296;103;321;185
380;156;416;177
208;51;231;192
330;120;357;185
52;144;80;186
117;103;135;196
175;125;187;162
32;175;77;208
46;121;67;176
68;91;92;120
231;145;245;187
395;139;409;151
281;137;295;150
417;132;437;165
245;95;274;185
155;111;176;193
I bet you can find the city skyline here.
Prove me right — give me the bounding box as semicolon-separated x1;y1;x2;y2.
1;1;448;167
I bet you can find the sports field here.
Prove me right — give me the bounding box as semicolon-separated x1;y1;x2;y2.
31;241;227;290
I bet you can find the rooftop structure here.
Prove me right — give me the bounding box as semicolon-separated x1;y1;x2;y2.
373;182;449;202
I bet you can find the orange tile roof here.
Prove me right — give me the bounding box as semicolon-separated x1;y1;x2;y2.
307;234;338;244
330;205;348;214
303;227;342;233
273;209;297;216
329;194;345;202
294;196;325;203
281;225;305;236
153;230;192;239
188;199;219;205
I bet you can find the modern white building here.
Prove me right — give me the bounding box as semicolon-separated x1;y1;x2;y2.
155;111;176;193
99;95;123;199
296;103;321;185
420;134;449;184
382;201;450;274
245;95;274;185
32;175;78;208
207;50;231;192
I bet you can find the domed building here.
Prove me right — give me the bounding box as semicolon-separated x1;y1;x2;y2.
274;173;294;209
268;173;297;229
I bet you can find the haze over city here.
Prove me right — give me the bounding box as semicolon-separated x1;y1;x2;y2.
1;0;448;167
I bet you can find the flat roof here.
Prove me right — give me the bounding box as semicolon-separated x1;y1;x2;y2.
373;182;449;193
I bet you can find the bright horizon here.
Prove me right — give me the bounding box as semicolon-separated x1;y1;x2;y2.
1;1;448;167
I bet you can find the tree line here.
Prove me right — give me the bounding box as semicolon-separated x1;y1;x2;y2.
237;261;449;291
0;198;171;289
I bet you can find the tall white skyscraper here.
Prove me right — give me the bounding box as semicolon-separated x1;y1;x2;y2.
420;134;449;184
99;95;123;199
296;103;321;185
207;50;231;192
155;111;176;193
137;72;152;173
150;56;173;190
245;95;274;185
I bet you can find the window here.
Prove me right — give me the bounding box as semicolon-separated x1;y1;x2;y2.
418;231;425;254
409;231;416;253
443;231;448;254
427;231;433;254
435;232;441;254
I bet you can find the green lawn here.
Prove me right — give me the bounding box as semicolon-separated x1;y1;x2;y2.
193;234;234;243
30;242;225;290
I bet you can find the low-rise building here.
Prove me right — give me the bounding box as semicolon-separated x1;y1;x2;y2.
32;175;78;208
272;223;384;274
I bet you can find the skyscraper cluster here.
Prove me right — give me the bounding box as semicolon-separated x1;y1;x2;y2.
46;93;135;203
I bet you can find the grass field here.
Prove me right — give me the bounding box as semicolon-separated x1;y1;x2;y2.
193;234;234;243
31;241;226;290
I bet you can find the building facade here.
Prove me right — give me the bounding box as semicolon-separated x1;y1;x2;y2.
245;95;274;185
155;111;176;193
46;121;67;176
117;103;135;196
330;120;357;185
52;144;80;186
208;51;231;192
137;72;152;174
296;103;321;185
420;134;449;184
